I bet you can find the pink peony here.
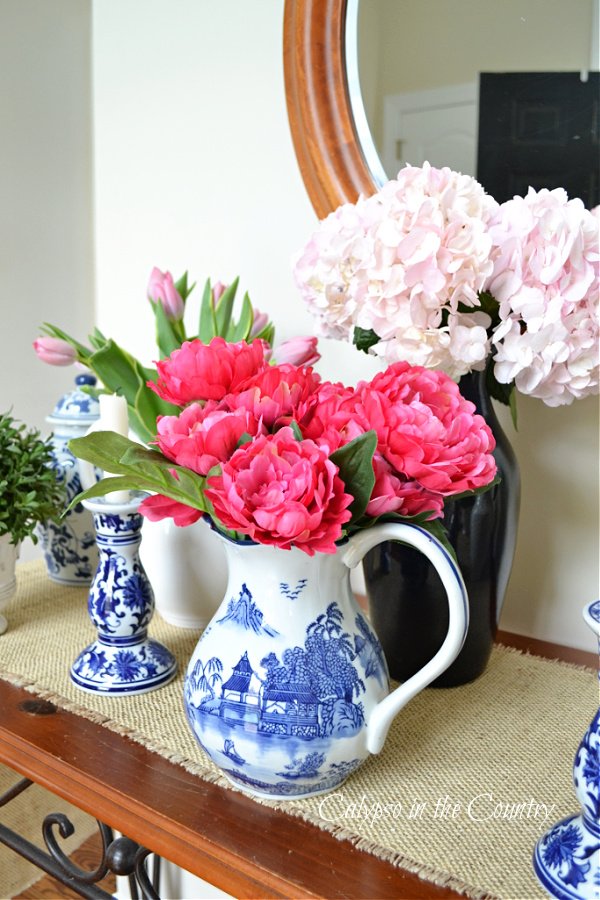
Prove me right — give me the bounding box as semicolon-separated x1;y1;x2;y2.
149;337;268;406
366;454;444;519
359;362;497;495
299;381;366;452
486;188;599;405
224;364;321;429
33;336;77;366
139;493;202;526
147;267;184;320
205;427;353;555
155;402;263;475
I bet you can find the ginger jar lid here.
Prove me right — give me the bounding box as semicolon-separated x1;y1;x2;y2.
46;374;100;427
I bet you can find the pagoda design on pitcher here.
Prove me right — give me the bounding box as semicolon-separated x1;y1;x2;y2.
185;600;386;742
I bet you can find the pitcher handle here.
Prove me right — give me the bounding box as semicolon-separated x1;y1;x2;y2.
341;522;468;754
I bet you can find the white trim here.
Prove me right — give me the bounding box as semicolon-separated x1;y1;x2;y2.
382;82;478;177
345;0;388;189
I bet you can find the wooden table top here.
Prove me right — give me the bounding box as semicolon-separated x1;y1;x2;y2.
0;632;595;899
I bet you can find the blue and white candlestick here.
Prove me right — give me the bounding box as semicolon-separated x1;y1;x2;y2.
533;600;600;899
70;493;177;695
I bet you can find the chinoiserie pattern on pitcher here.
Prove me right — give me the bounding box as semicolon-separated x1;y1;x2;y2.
184;541;389;799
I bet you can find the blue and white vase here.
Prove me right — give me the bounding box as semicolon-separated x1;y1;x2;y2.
184;522;468;800
533;600;600;899
70;494;177;695
38;374;100;585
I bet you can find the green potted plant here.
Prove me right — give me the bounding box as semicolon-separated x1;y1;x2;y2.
0;412;65;633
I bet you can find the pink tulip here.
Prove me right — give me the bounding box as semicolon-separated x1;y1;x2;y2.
249;307;269;338
147;267;184;320
33;337;77;366
274;336;320;367
211;281;227;304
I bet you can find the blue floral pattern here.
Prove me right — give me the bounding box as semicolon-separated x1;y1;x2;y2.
70;500;176;695
39;376;101;585
533;600;600;899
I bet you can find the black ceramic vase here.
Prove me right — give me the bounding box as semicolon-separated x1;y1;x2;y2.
363;367;521;686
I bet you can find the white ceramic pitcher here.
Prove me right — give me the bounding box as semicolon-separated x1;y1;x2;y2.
184;521;468;800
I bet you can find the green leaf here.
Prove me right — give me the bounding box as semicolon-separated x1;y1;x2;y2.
289;420;303;441
417;519;457;563
120;444;177;468
235;432;254;448
330;430;377;524
133;382;179;443
151;299;182;358
88;327;109;351
353;327;380;354
174;271;194;302
444;473;501;504
126;407;153;445
0;412;65;542
89;340;143;409
198;278;218;342
475;291;501;328
214;277;239;337
255;322;275;346
485;362;517;429
67;431;208;514
69;431;139;472
228;292;254;342
64;475;146;508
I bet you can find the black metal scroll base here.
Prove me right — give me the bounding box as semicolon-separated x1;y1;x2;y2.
0;775;161;900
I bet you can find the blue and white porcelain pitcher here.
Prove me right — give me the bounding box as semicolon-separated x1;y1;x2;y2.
184;522;468;799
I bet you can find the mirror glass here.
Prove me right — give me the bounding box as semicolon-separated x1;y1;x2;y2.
349;0;599;203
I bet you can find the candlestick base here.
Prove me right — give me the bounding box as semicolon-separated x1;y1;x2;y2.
71;634;177;695
70;493;177;695
533;601;600;899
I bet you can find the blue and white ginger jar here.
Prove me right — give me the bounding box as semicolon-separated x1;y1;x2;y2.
37;374;100;585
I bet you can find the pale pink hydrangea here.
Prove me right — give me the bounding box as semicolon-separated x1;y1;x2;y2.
293;199;378;341
487;188;600;405
293;163;498;378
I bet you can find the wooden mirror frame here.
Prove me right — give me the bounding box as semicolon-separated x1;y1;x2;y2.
283;0;377;219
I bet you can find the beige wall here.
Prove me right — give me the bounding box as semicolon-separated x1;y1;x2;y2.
359;0;596;152
0;0;95;431
2;0;597;652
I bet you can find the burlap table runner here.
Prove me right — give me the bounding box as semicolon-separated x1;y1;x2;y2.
0;562;596;900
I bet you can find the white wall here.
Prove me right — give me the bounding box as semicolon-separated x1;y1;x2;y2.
2;0;597;652
0;0;95;431
92;0;321;368
358;0;596;150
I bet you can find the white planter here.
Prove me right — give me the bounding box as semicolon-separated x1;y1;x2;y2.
139;516;227;630
0;534;20;635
